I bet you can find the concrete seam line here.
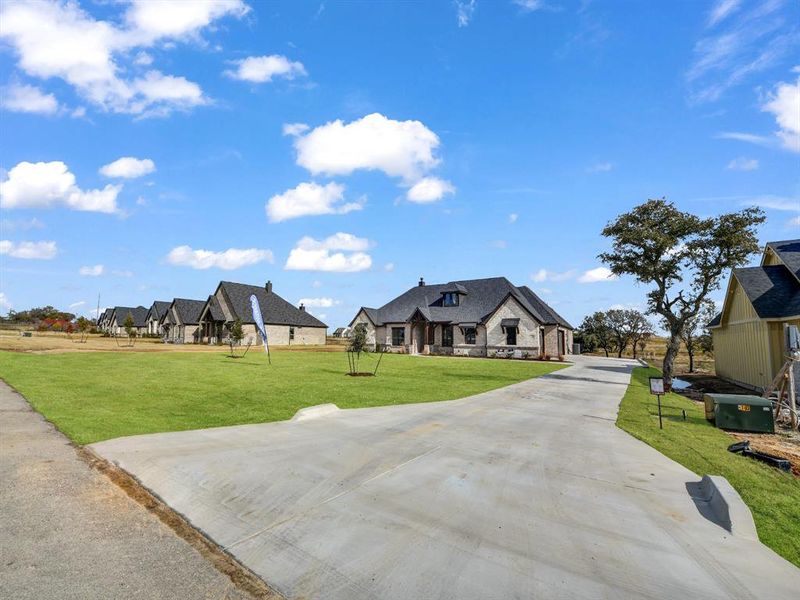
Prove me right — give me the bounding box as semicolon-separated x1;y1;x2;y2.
78;446;284;600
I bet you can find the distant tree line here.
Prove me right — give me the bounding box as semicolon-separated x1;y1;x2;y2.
576;309;653;359
1;305;77;323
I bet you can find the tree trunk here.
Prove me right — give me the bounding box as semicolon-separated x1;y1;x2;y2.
662;333;681;389
688;349;694;373
603;345;609;357
632;342;638;359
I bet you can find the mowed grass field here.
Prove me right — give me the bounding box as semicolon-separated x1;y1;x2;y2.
617;367;800;568
0;349;566;445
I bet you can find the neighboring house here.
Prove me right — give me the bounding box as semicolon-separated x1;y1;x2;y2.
145;301;171;336
710;239;800;391
160;298;206;344
197;280;327;346
97;308;112;332
332;327;351;338
107;306;148;336
349;276;573;358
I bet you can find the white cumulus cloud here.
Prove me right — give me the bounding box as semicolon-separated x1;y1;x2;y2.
726;157;759;171
762;77;800;153
406;177;455;203
226;55;306;83
293;113;442;181
166;246;274;270
0;292;13;311
298;297;339;308
0;240;58;259
100;156;156;178
285;233;372;272
531;269;575;283
266;182;364;222
0;161;121;213
283;122;310;136
79;264;105;276
578;267;618;283
0;0;246;117
1;83;59;114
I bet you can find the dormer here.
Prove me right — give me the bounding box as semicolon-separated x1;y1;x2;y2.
440;282;468;307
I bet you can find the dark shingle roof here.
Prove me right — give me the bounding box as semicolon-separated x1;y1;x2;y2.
170;298;206;325
146;301;171;322
358;277;573;329
733;266;800;319
218;281;327;328
112;306;148;328
707;312;722;328
205;295;225;321
766;239;800;282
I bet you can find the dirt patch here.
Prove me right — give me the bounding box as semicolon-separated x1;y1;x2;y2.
76;446;283;600
346;372;375;377
728;430;800;478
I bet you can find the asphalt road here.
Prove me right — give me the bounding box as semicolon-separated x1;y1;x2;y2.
0;380;254;600
92;356;800;599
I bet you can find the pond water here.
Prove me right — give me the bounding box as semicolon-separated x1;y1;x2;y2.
671;378;691;390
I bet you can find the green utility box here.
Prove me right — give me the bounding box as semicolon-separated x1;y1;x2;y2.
703;393;774;433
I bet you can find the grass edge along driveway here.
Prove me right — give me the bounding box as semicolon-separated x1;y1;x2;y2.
0;349;565;445
617;366;800;568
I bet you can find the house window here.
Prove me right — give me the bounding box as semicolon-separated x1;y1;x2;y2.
443;293;459;307
463;327;476;345
506;326;517;346
289;327;295;341
442;325;453;347
392;327;405;346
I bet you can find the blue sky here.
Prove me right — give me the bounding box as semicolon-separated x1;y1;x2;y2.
1;0;798;329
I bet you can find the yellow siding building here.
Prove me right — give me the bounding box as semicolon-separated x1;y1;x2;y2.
710;240;800;391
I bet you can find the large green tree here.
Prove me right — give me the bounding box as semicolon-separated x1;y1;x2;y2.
579;312;615;357
600;199;764;386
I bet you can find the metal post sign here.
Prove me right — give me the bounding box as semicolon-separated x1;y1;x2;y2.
249;294;271;364
649;377;665;429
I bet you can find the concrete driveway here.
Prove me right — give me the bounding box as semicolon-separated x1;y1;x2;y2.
92;356;800;599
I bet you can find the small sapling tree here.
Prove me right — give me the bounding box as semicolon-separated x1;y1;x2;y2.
346;323;371;375
76;316;90;343
228;318;244;358
123;314;136;347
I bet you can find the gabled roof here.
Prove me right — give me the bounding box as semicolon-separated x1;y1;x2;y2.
197;294;226;325
216;281;327;328
764;239;800;283
707;312;722;328
111;306;148;328
169;298;206;325
146;301;171;323
732;266;800;319
355;276;573;329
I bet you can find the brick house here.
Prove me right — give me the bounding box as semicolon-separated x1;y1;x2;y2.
349;276;573;358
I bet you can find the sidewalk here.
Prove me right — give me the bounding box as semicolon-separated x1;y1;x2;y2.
0;380;256;600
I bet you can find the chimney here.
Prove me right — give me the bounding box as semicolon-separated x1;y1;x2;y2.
265;280;272;293
299;303;305;312
418;277;425;287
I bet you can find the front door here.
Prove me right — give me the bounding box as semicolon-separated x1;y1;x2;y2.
558;330;565;355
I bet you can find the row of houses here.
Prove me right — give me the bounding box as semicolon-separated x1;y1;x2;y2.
97;280;327;346
95;275;576;357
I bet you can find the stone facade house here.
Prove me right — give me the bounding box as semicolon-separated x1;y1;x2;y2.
106;306;148;337
710;239;800;391
196;280;327;346
160;298;206;344
97;308;112;332
145;301;171;336
349;276;573;358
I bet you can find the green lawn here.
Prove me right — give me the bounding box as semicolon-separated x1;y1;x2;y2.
0;349;565;445
617;366;800;568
